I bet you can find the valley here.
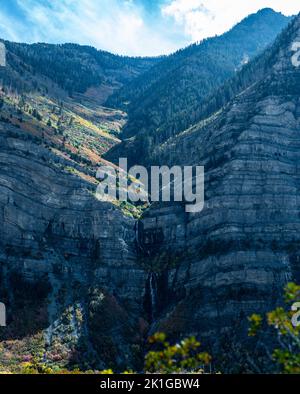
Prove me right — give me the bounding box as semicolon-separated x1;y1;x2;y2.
0;8;299;374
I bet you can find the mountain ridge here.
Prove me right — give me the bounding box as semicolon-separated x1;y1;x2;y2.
136;12;300;372
0;7;299;373
105;8;293;166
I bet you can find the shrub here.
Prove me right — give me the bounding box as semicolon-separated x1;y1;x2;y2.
249;282;300;373
144;332;211;374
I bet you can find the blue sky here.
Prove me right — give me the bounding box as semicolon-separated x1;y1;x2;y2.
0;0;299;56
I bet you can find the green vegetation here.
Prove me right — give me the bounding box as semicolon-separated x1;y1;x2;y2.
0;333;211;374
106;9;291;166
0;10;299;376
249;283;300;373
145;332;211;374
3;41;159;95
2;283;299;375
0;80;147;218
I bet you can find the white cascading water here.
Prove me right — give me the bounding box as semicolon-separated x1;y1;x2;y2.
149;273;158;320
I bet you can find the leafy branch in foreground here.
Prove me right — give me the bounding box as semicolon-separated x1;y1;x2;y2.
249;282;300;373
144;332;211;374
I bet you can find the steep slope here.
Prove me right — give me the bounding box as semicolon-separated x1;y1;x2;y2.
0;121;148;371
0;39;147;217
0;40;150;371
106;8;292;166
138;13;300;371
1;9;300;374
1;41;160;102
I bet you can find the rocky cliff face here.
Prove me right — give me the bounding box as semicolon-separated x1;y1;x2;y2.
137;15;300;368
1;13;300;373
0;124;148;370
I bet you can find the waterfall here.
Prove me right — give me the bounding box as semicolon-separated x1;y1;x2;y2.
149;273;158;321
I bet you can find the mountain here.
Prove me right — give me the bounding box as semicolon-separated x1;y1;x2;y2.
106;8;292;166
0;40;154;215
0;8;300;373
1;41;160;102
0;43;148;372
137;12;300;372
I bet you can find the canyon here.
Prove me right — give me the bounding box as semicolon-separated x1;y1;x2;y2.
0;9;299;373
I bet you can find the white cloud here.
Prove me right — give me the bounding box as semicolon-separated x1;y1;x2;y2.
1;0;179;56
0;0;299;56
162;0;300;42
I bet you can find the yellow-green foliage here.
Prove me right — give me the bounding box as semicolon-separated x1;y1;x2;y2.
249;282;300;374
144;332;211;374
248;314;263;337
12;333;212;374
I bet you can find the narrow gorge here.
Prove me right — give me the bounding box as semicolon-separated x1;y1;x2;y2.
0;9;300;373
